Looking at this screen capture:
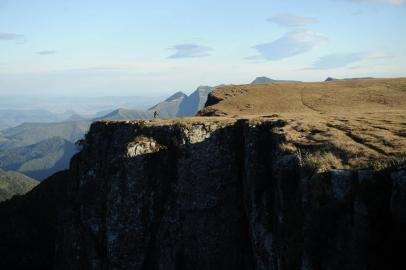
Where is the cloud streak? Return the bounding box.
[168,44,212,59]
[0,32,24,41]
[250,30,327,61]
[311,52,366,69]
[268,14,318,27]
[310,50,391,69]
[37,50,57,55]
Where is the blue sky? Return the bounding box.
[0,0,405,96]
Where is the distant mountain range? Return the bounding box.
[97,86,214,120]
[0,109,76,131]
[0,96,163,117]
[97,108,154,121]
[0,120,89,151]
[0,137,77,181]
[96,91,189,121]
[0,169,38,202]
[0,121,87,181]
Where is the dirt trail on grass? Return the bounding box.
[199,78,406,169]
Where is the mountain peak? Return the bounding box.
[164,91,187,102]
[251,76,301,84]
[251,76,275,84]
[195,85,213,92]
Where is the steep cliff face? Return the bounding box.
[55,119,252,270]
[1,118,403,269]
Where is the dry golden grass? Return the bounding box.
[296,150,343,173]
[277,111,406,170]
[200,78,406,116]
[200,78,406,170]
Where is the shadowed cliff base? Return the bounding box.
[0,118,405,269]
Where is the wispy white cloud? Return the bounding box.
[250,30,327,61]
[0,32,24,41]
[311,52,366,69]
[367,50,392,60]
[37,50,57,55]
[268,14,318,27]
[168,44,212,59]
[310,50,391,69]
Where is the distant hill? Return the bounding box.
[0,120,88,181]
[0,96,163,117]
[251,76,300,84]
[0,109,75,131]
[0,121,89,150]
[0,137,78,181]
[62,113,88,122]
[97,108,154,121]
[0,169,38,202]
[325,77,374,82]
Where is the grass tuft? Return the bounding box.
[296,149,342,173]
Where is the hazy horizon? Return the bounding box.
[1,0,405,97]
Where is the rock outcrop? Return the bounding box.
[0,118,404,269]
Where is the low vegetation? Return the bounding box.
[201,78,406,170]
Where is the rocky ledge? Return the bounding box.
[0,118,405,270]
